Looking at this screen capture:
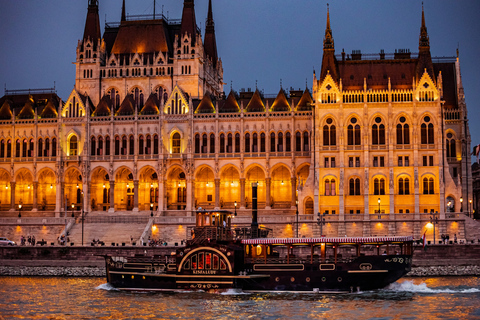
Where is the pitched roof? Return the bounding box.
[296,89,313,111]
[93,95,112,116]
[83,1,101,44]
[180,0,197,46]
[195,92,215,114]
[245,89,265,112]
[0,100,13,120]
[17,96,35,119]
[218,91,240,113]
[270,89,290,112]
[116,94,135,115]
[140,94,160,115]
[39,98,58,118]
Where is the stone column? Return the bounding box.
[186,178,192,213]
[214,178,220,209]
[133,180,139,212]
[83,182,88,214]
[157,179,163,215]
[163,180,168,211]
[109,181,115,213]
[55,181,61,216]
[9,182,15,211]
[291,177,297,208]
[266,178,271,209]
[240,178,246,209]
[32,181,38,212]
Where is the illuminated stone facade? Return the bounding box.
[0,2,472,239]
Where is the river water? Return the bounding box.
[1,276,479,319]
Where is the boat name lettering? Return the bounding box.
[384,257,405,263]
[190,284,219,289]
[193,270,217,275]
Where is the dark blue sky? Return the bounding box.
[1,0,479,143]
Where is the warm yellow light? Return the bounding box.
[127,183,130,188]
[460,197,463,203]
[103,184,106,189]
[18,204,22,209]
[150,183,153,188]
[50,184,53,189]
[71,204,75,209]
[152,225,157,231]
[206,182,209,187]
[27,185,31,189]
[76,184,79,189]
[427,222,433,228]
[6,185,8,190]
[281,180,284,185]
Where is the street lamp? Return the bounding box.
[71,203,75,217]
[150,203,154,217]
[430,211,438,244]
[460,197,463,212]
[469,199,472,218]
[18,202,22,218]
[81,190,84,246]
[295,199,299,238]
[447,201,452,213]
[234,201,237,216]
[378,198,381,219]
[317,212,326,237]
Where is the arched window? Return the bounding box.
[139,136,144,155]
[398,178,410,195]
[446,138,456,158]
[245,133,251,153]
[323,119,336,146]
[396,117,410,145]
[129,135,135,155]
[7,140,11,158]
[114,136,120,155]
[235,133,240,153]
[69,136,78,156]
[210,134,215,153]
[423,177,434,194]
[220,134,225,153]
[374,178,385,195]
[45,138,50,156]
[372,117,385,145]
[303,131,309,151]
[325,179,336,196]
[202,134,208,154]
[277,132,283,152]
[146,135,151,155]
[38,138,43,157]
[252,133,258,152]
[52,138,57,157]
[172,133,181,153]
[227,133,233,153]
[295,132,301,151]
[286,132,291,152]
[122,136,127,155]
[105,136,111,156]
[349,178,361,196]
[98,137,103,156]
[22,139,27,157]
[421,116,434,145]
[260,133,266,152]
[15,139,20,158]
[153,135,159,154]
[0,140,4,158]
[270,132,276,152]
[195,134,200,154]
[29,139,34,157]
[91,137,96,156]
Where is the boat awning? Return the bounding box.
[241,236,414,245]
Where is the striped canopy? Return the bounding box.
[241,236,414,245]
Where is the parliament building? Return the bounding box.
[0,1,473,240]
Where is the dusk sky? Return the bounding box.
[1,0,479,145]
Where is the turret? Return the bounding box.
[180,0,197,47]
[204,0,218,68]
[83,0,101,49]
[415,5,435,84]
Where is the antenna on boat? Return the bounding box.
[251,183,258,238]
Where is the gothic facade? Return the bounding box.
[0,1,472,239]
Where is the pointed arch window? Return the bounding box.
[0,140,4,158]
[129,135,135,155]
[172,133,181,154]
[91,137,96,156]
[7,140,11,158]
[348,118,361,146]
[69,136,78,156]
[323,119,336,146]
[220,134,225,153]
[252,133,258,152]
[195,134,200,154]
[260,133,266,152]
[295,132,301,151]
[105,136,111,156]
[446,137,456,158]
[398,178,410,195]
[421,116,434,145]
[235,133,240,153]
[15,139,20,158]
[372,117,385,145]
[122,136,127,155]
[202,134,208,154]
[145,135,151,155]
[38,138,43,157]
[303,131,309,151]
[45,138,50,157]
[277,132,283,152]
[397,123,410,145]
[21,139,27,157]
[98,137,104,156]
[52,138,57,157]
[227,133,233,153]
[286,132,291,152]
[139,135,144,155]
[114,136,120,155]
[270,132,276,152]
[153,135,159,155]
[245,133,251,153]
[29,139,34,157]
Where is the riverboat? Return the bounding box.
[105,209,414,293]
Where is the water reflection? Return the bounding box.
[0,277,479,320]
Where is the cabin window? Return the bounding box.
[205,253,212,269]
[184,259,190,270]
[220,259,227,270]
[191,254,197,269]
[213,255,219,269]
[198,253,204,270]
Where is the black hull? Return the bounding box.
[106,255,411,293]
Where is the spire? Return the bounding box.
[121,0,126,22]
[419,4,429,48]
[83,0,101,43]
[415,4,435,83]
[319,4,338,83]
[180,0,197,46]
[204,0,218,68]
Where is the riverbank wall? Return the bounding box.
[1,244,480,277]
